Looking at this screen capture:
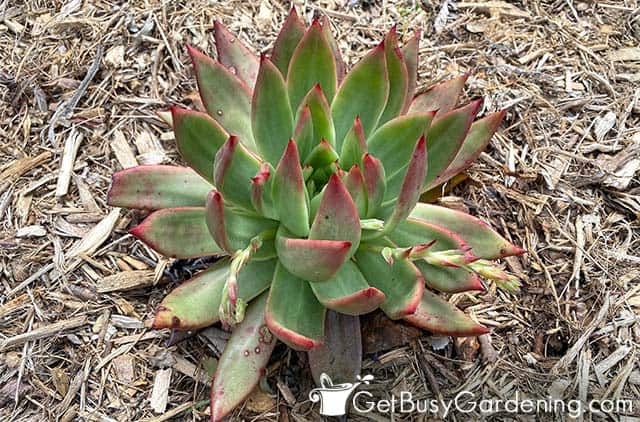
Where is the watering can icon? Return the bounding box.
[309,373,374,416]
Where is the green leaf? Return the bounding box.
[265,263,326,350]
[332,42,389,150]
[304,140,339,169]
[409,74,468,117]
[403,290,489,336]
[388,218,485,293]
[213,21,259,89]
[130,207,223,259]
[272,140,309,237]
[287,19,337,112]
[188,46,255,150]
[362,154,386,218]
[424,100,481,190]
[293,105,315,162]
[434,110,505,187]
[205,191,278,257]
[308,310,361,385]
[309,174,361,257]
[367,113,433,190]
[211,292,277,421]
[320,14,345,82]
[379,27,408,125]
[252,56,294,165]
[401,29,420,113]
[310,260,385,315]
[385,135,427,231]
[355,248,424,319]
[342,165,367,217]
[154,259,276,330]
[296,84,336,148]
[410,203,526,259]
[339,116,367,170]
[171,107,228,183]
[250,163,277,219]
[271,7,305,76]
[276,226,351,282]
[108,165,211,210]
[213,136,262,210]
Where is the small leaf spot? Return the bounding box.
[243,350,250,357]
[217,109,224,116]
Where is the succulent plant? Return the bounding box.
[108,8,524,420]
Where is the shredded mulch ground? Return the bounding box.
[1,1,639,420]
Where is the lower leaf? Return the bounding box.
[153,259,276,330]
[108,165,211,210]
[265,263,326,350]
[403,289,489,336]
[130,207,223,259]
[210,292,277,422]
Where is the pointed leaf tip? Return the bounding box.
[252,55,294,165]
[287,19,338,112]
[213,20,260,89]
[271,6,305,76]
[310,173,361,256]
[404,290,490,336]
[130,208,223,259]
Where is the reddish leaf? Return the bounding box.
[409,74,469,117]
[108,165,211,210]
[130,207,223,258]
[187,46,254,150]
[401,29,420,113]
[213,135,262,210]
[404,290,490,336]
[423,100,481,190]
[310,260,385,315]
[213,21,260,89]
[154,259,275,330]
[271,7,305,77]
[342,165,367,217]
[434,110,505,186]
[211,292,277,421]
[385,135,427,231]
[379,27,409,125]
[320,14,345,82]
[276,226,351,282]
[339,116,367,171]
[309,174,361,257]
[410,203,526,258]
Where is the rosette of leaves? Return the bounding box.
[108,9,524,420]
